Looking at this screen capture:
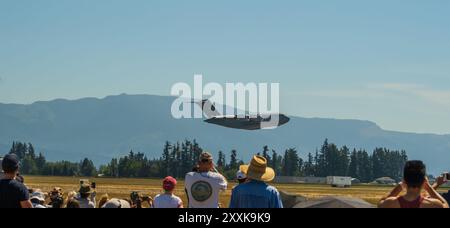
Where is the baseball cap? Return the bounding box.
[2,154,20,172]
[31,191,46,202]
[163,176,177,191]
[236,170,247,180]
[199,152,213,162]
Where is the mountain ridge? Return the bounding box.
[0,94,449,174]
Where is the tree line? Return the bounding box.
[5,139,408,182]
[8,142,97,177]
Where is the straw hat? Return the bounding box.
[240,156,275,182]
[79,183,92,194]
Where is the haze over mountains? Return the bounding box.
[0,94,449,174]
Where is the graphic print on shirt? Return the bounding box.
[191,181,213,202]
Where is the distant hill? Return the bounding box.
[0,94,449,174]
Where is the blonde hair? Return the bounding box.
[67,191,77,201]
[98,194,110,208]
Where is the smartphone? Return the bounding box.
[130,191,140,203]
[445,173,450,181]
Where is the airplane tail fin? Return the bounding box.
[192,99,221,119]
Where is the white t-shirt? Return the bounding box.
[185,172,227,208]
[152,193,183,208]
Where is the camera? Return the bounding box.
[130,191,152,208]
[130,191,140,203]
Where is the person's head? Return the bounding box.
[240,155,276,183]
[2,154,20,175]
[163,176,177,193]
[66,199,80,208]
[236,171,247,184]
[50,187,64,208]
[102,198,131,209]
[98,194,109,208]
[198,152,213,172]
[79,184,92,199]
[30,190,46,206]
[67,191,77,201]
[403,160,426,192]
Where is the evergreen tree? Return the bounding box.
[217,151,226,172]
[229,150,239,170]
[348,149,358,178]
[262,146,271,165]
[79,158,97,177]
[161,141,171,177]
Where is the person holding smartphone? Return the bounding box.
[378,161,449,208]
[433,172,449,204]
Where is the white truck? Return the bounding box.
[327,176,352,188]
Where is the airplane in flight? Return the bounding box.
[193,100,290,130]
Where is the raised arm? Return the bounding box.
[378,182,404,208]
[424,179,449,208]
[432,175,447,190]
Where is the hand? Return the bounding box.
[435,175,447,187]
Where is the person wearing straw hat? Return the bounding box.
[77,183,96,208]
[229,155,283,208]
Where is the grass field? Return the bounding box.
[24,176,450,207]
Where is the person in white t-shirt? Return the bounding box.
[185,152,228,208]
[152,176,183,208]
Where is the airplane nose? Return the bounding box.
[282,115,290,124]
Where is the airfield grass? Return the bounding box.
[24,176,450,207]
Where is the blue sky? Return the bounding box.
[1,0,449,134]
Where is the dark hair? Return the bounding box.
[2,155,19,174]
[238,178,247,184]
[3,166,18,173]
[403,160,426,188]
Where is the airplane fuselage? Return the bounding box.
[204,114,290,130]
